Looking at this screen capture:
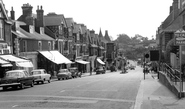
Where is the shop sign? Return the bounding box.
[175,29,185,45]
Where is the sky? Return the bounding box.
[3,0,172,40]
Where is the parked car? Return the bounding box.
[0,70,34,90]
[110,65,117,72]
[57,69,72,80]
[68,67,80,78]
[96,66,106,74]
[129,65,136,70]
[31,69,51,84]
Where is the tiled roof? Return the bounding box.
[44,14,67,27]
[16,27,54,41]
[163,15,181,32]
[81,25,87,34]
[73,24,82,33]
[0,0,9,20]
[65,18,74,27]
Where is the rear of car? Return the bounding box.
[31,69,51,84]
[0,70,34,90]
[57,69,72,80]
[68,67,78,78]
[96,66,106,74]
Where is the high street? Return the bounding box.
[0,66,183,109]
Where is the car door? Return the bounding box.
[43,70,49,80]
[23,71,33,85]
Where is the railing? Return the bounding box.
[160,63,184,98]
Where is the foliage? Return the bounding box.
[115,34,154,60]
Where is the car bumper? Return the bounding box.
[0,83,21,87]
[34,79,44,82]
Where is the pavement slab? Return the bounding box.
[137,73,185,109]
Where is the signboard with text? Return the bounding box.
[175,29,185,45]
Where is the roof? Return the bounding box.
[15,26,54,41]
[163,15,181,32]
[73,24,82,33]
[104,30,111,42]
[81,24,87,34]
[44,14,67,27]
[65,18,74,27]
[0,0,9,20]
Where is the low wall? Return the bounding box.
[158,71,184,98]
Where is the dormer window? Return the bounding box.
[29,26,34,33]
[38,41,42,50]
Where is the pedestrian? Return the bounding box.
[90,66,92,75]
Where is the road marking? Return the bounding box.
[60,90,65,93]
[0,95,135,103]
[12,105,18,108]
[1,100,97,104]
[134,80,143,109]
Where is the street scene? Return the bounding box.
[0,65,176,109]
[1,0,185,109]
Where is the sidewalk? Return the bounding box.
[137,73,185,109]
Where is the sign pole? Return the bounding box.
[180,45,182,98]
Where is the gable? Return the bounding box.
[0,0,9,20]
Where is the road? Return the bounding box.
[0,66,144,109]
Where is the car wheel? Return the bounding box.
[12,86,18,89]
[48,79,50,83]
[41,79,45,84]
[2,86,7,91]
[20,83,25,89]
[58,78,60,80]
[30,81,34,87]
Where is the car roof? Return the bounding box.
[31,69,45,72]
[6,70,26,73]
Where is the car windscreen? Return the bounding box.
[6,72,21,78]
[31,71,41,75]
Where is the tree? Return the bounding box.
[115,34,131,44]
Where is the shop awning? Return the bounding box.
[97,58,105,65]
[0,58,12,67]
[75,60,89,64]
[0,55,33,68]
[39,50,73,64]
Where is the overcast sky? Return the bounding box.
[3,0,172,40]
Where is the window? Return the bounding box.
[23,40,27,52]
[0,20,4,40]
[48,41,51,50]
[38,41,42,50]
[77,34,80,40]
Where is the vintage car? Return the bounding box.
[96,66,106,74]
[129,64,136,70]
[68,67,81,78]
[57,69,72,80]
[0,70,34,90]
[31,69,51,84]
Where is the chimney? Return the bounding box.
[36,5,44,27]
[172,0,179,20]
[22,3,33,16]
[170,6,173,14]
[10,7,15,20]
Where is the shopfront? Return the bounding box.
[38,50,73,76]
